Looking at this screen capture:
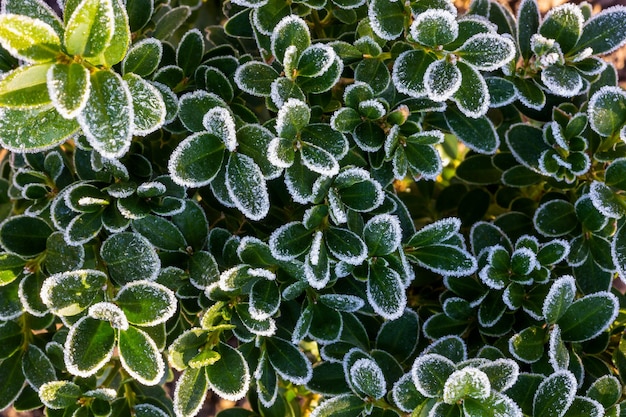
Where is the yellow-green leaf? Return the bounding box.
[47,63,90,118]
[0,14,61,63]
[0,63,51,108]
[64,0,115,58]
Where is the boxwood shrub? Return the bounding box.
[1,0,626,416]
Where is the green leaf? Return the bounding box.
[392,373,426,412]
[517,0,540,60]
[350,358,386,399]
[410,9,458,47]
[0,64,52,108]
[325,226,368,265]
[562,396,603,417]
[64,0,114,57]
[118,326,164,385]
[586,376,620,409]
[172,200,209,251]
[0,105,79,153]
[534,199,578,237]
[65,316,116,377]
[572,5,626,55]
[226,152,270,221]
[443,367,490,404]
[533,371,577,417]
[424,59,461,102]
[557,292,618,342]
[153,6,191,40]
[333,167,384,212]
[115,280,177,326]
[22,344,55,390]
[0,215,52,257]
[407,244,477,276]
[392,49,435,98]
[266,337,312,385]
[206,342,250,400]
[543,275,576,324]
[508,325,545,363]
[364,214,402,256]
[405,141,443,180]
[101,0,130,66]
[463,391,522,417]
[0,253,26,286]
[539,3,583,53]
[411,353,455,397]
[455,155,501,184]
[249,279,280,320]
[124,73,166,135]
[100,232,160,285]
[233,61,279,97]
[177,29,204,76]
[3,0,64,37]
[452,61,489,118]
[40,269,106,316]
[168,132,226,188]
[541,64,583,98]
[132,215,186,252]
[368,0,406,40]
[122,38,162,77]
[271,15,311,64]
[297,44,336,78]
[38,380,81,409]
[367,262,406,320]
[588,86,626,137]
[269,221,313,261]
[47,63,90,118]
[455,33,515,71]
[173,367,208,417]
[0,14,61,63]
[78,70,133,158]
[354,59,390,95]
[407,217,461,247]
[506,123,551,172]
[309,394,364,417]
[178,91,228,132]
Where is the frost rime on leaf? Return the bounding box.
[203,107,237,152]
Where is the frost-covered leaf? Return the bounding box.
[301,142,339,177]
[100,232,160,285]
[204,342,250,401]
[586,375,621,408]
[38,380,81,410]
[392,373,426,412]
[22,344,55,390]
[0,64,51,109]
[40,269,106,316]
[410,9,459,47]
[115,280,177,326]
[539,3,583,53]
[78,70,133,158]
[168,132,225,188]
[572,5,626,55]
[226,153,270,221]
[445,108,499,154]
[101,0,130,66]
[517,0,541,60]
[478,358,519,391]
[46,63,89,119]
[350,358,386,399]
[506,123,551,173]
[0,14,61,63]
[271,15,311,64]
[452,61,489,118]
[124,73,165,136]
[392,50,435,98]
[407,244,477,277]
[153,5,191,40]
[407,217,461,247]
[203,107,237,152]
[424,59,462,102]
[234,61,279,97]
[309,394,364,417]
[64,0,114,58]
[325,226,367,265]
[333,167,384,212]
[367,262,406,320]
[3,0,64,37]
[269,221,312,261]
[464,391,522,417]
[176,29,204,76]
[508,326,545,363]
[173,367,208,417]
[455,33,515,71]
[364,214,402,256]
[588,86,626,137]
[557,292,618,342]
[368,0,405,40]
[534,199,578,237]
[541,65,583,98]
[443,367,490,404]
[0,105,79,153]
[411,353,456,398]
[305,232,331,290]
[543,275,576,324]
[118,325,164,385]
[276,98,310,138]
[0,215,52,257]
[177,91,228,132]
[297,44,336,78]
[64,316,116,377]
[122,38,162,77]
[266,337,312,385]
[533,371,577,417]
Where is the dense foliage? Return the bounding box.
[1,0,626,416]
